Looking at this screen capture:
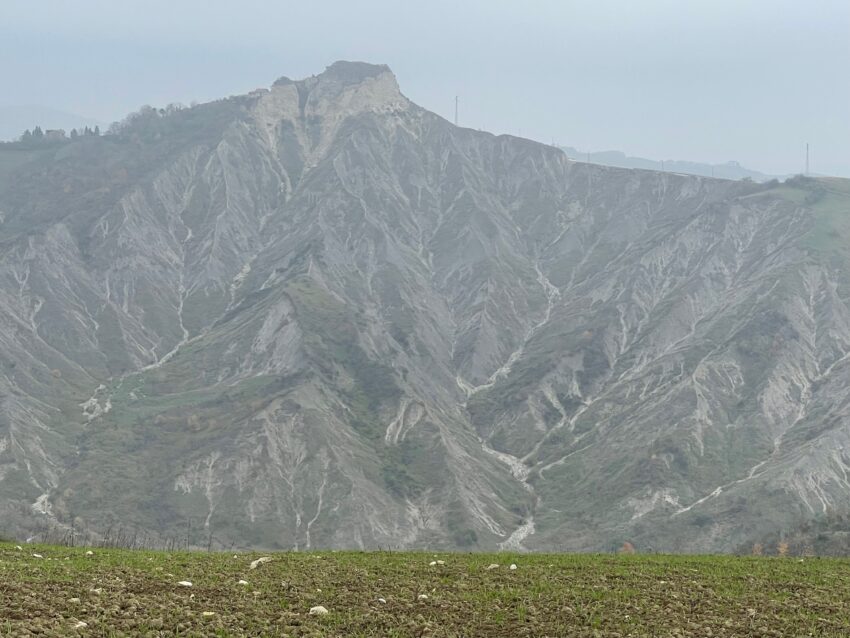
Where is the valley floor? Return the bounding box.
[1,543,849,636]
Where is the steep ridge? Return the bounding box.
[1,62,849,551]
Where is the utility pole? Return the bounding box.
[806,143,810,176]
[454,96,459,126]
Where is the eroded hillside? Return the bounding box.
[1,62,849,551]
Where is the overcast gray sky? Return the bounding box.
[2,0,848,176]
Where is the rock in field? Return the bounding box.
[250,556,272,569]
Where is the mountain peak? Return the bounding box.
[322,60,393,84]
[259,61,407,148]
[273,61,394,88]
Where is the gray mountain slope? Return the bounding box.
[1,62,849,551]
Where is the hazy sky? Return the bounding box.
[2,1,848,176]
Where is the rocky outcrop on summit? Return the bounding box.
[1,63,849,552]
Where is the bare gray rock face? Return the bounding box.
[1,62,849,552]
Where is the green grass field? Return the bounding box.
[1,543,849,637]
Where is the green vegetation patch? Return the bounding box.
[284,276,399,432]
[759,178,850,258]
[802,189,850,257]
[285,276,433,500]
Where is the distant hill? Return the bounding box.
[560,146,785,181]
[2,62,850,554]
[0,105,102,141]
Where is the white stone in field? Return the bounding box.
[377,597,387,603]
[202,611,215,617]
[238,579,249,585]
[32,553,43,559]
[429,561,436,566]
[85,551,94,556]
[418,594,429,600]
[309,605,329,615]
[177,581,193,587]
[436,560,445,565]
[250,556,272,569]
[73,621,88,629]
[509,564,517,570]
[15,545,22,551]
[487,563,500,570]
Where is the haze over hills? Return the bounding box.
[1,61,850,552]
[0,105,103,141]
[0,106,782,181]
[558,146,786,182]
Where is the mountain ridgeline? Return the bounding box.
[1,62,850,552]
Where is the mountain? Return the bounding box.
[1,61,850,552]
[559,146,784,182]
[0,105,102,141]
